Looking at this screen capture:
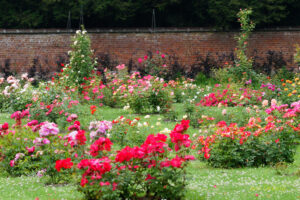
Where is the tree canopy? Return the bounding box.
[0,0,299,29]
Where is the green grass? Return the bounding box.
[0,176,82,200]
[186,147,300,200]
[0,104,299,200]
[0,113,13,124]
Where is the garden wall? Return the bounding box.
[0,28,299,78]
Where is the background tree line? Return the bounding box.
[0,0,299,30]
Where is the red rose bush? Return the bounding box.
[74,120,194,200]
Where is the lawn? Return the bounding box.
[0,104,299,200]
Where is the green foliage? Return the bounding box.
[207,0,295,30]
[272,67,296,83]
[194,72,217,86]
[206,131,297,168]
[235,9,255,66]
[294,44,300,67]
[163,109,179,122]
[109,118,146,147]
[98,87,120,108]
[230,9,259,83]
[214,8,263,86]
[128,83,172,114]
[0,130,38,176]
[212,68,231,83]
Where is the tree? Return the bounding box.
[0,0,299,29]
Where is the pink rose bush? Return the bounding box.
[89,120,113,141]
[79,71,174,114]
[39,122,59,137]
[197,84,263,107]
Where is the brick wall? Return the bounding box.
[0,28,299,77]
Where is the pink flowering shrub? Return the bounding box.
[89,120,113,141]
[79,70,173,113]
[39,122,59,137]
[28,92,81,128]
[0,121,74,183]
[197,84,263,107]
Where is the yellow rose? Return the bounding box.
[295,78,299,81]
[292,83,296,87]
[292,90,297,94]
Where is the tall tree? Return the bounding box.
[0,0,298,29]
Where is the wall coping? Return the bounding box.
[1,27,300,34]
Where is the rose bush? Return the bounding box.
[196,101,299,168]
[75,120,194,200]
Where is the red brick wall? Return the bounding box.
[0,28,299,76]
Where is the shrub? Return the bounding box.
[76,120,194,200]
[137,52,169,79]
[194,72,213,85]
[125,76,173,114]
[196,84,263,107]
[109,116,146,147]
[279,75,300,105]
[0,120,90,184]
[0,121,72,183]
[0,74,35,112]
[197,102,299,168]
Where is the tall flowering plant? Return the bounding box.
[60,28,96,87]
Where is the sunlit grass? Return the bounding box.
[186,151,300,200]
[0,176,82,200]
